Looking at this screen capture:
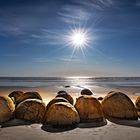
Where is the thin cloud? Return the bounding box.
[0,3,58,38]
[136,0,140,6]
[31,29,65,46]
[32,58,55,63]
[74,0,114,10]
[32,54,83,64]
[58,5,91,24]
[58,56,82,63]
[74,0,138,10]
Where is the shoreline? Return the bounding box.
[0,85,139,104]
[0,84,139,102]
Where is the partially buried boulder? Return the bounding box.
[16,92,42,106]
[46,97,68,110]
[101,92,138,120]
[44,102,80,126]
[0,96,15,124]
[135,96,140,117]
[98,97,104,101]
[135,96,140,110]
[57,90,67,95]
[81,89,93,95]
[75,96,104,123]
[108,91,115,95]
[43,97,69,123]
[8,90,24,103]
[56,91,74,105]
[15,99,46,123]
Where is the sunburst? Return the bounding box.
[63,27,92,62]
[66,27,91,48]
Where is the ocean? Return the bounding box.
[0,77,140,88]
[0,77,140,100]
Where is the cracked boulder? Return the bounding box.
[75,96,104,123]
[8,91,24,103]
[43,97,69,123]
[101,92,138,120]
[56,91,74,105]
[135,96,140,117]
[44,102,80,126]
[16,92,42,106]
[46,97,69,110]
[0,96,15,124]
[15,99,46,123]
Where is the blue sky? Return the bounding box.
[0,0,140,77]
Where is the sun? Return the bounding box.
[67,27,91,48]
[71,31,86,47]
[62,27,93,60]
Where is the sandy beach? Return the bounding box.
[0,84,140,140]
[1,0,140,139]
[0,119,140,140]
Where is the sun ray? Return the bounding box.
[80,46,87,63]
[66,27,92,48]
[61,26,94,65]
[45,25,94,65]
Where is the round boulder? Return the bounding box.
[81,89,93,95]
[101,92,138,120]
[135,96,140,110]
[16,92,42,106]
[57,91,67,95]
[75,96,104,122]
[108,91,115,95]
[8,91,24,103]
[98,97,104,101]
[0,96,15,124]
[46,97,68,110]
[56,91,74,105]
[135,96,140,117]
[15,99,46,123]
[44,102,80,126]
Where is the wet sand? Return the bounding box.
[0,84,139,102]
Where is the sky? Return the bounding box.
[0,0,140,77]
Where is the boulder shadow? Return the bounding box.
[78,118,107,128]
[108,117,140,128]
[41,124,78,133]
[1,119,31,128]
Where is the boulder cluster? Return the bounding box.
[0,89,139,127]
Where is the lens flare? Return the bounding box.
[66,27,91,48]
